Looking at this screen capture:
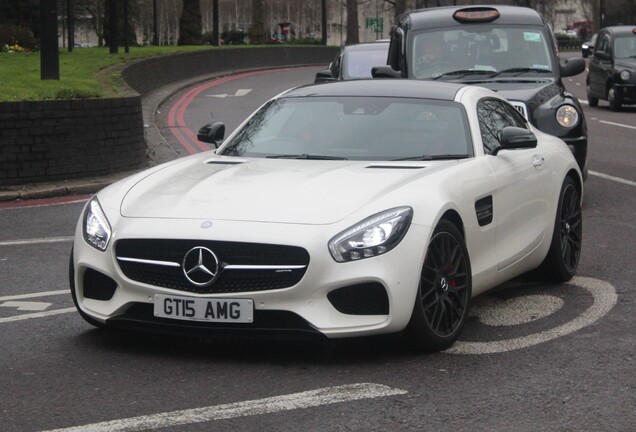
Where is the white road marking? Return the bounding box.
[0,290,67,302]
[206,88,252,98]
[0,236,74,247]
[446,276,617,355]
[599,119,636,130]
[0,307,75,324]
[0,291,73,324]
[589,171,636,187]
[471,295,564,327]
[0,300,52,311]
[41,383,408,432]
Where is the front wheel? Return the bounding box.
[538,176,582,282]
[406,220,471,352]
[608,86,622,111]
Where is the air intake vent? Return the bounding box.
[366,165,424,170]
[206,160,244,165]
[510,101,528,120]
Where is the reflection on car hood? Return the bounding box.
[120,156,448,224]
[615,59,636,70]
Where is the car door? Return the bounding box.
[477,98,552,271]
[589,33,611,97]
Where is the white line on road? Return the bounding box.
[599,119,636,130]
[0,307,75,324]
[589,170,636,187]
[445,277,617,355]
[41,383,408,432]
[0,290,68,302]
[0,236,73,247]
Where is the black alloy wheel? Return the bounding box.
[587,84,599,107]
[407,220,471,352]
[608,85,622,111]
[539,176,582,281]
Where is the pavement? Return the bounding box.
[0,72,232,204]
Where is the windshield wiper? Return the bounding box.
[432,69,496,80]
[490,67,552,77]
[391,154,472,161]
[266,154,348,160]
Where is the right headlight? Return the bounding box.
[620,70,630,81]
[328,207,413,263]
[556,105,579,129]
[83,198,112,251]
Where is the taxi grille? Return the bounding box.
[116,239,309,294]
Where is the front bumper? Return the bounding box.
[71,217,430,339]
[614,83,636,103]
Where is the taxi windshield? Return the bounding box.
[613,36,636,59]
[411,26,554,79]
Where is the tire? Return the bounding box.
[538,176,582,282]
[587,84,598,107]
[608,86,622,111]
[69,249,107,329]
[406,220,472,352]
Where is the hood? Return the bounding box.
[120,156,446,224]
[465,79,562,104]
[615,59,636,70]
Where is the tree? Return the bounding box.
[346,0,359,45]
[0,0,40,37]
[249,0,265,44]
[179,0,203,45]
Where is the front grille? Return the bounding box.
[116,239,309,294]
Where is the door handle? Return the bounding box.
[532,154,545,168]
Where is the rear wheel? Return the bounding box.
[587,84,599,107]
[407,220,471,352]
[538,176,582,282]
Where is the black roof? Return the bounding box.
[599,26,636,36]
[281,79,466,101]
[400,5,545,30]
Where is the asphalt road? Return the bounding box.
[0,61,634,432]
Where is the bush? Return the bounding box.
[221,30,246,45]
[0,24,37,51]
[287,37,322,45]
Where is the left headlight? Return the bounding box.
[556,105,579,128]
[83,198,112,251]
[620,70,630,81]
[329,207,413,263]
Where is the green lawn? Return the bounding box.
[0,45,214,102]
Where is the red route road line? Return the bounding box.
[167,69,288,155]
[0,195,91,209]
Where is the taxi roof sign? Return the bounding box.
[453,7,500,23]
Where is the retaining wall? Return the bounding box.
[0,46,338,186]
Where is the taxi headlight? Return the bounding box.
[329,207,413,263]
[620,70,630,81]
[556,105,579,128]
[83,198,112,251]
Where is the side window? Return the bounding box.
[330,52,342,78]
[597,35,609,54]
[477,98,525,154]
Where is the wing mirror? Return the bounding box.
[493,127,537,155]
[197,122,225,148]
[560,57,586,77]
[371,65,401,78]
[315,69,336,83]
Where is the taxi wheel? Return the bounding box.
[608,86,622,111]
[586,84,598,107]
[407,220,471,352]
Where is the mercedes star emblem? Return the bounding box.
[182,246,220,287]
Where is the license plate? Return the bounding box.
[154,294,253,323]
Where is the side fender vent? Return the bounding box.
[475,196,493,227]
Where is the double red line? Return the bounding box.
[166,69,279,155]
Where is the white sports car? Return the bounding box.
[70,80,583,351]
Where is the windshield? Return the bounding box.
[219,97,473,161]
[345,47,389,78]
[411,25,555,79]
[614,36,636,59]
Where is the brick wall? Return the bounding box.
[0,97,146,186]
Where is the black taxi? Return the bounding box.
[373,5,588,177]
[586,26,636,111]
